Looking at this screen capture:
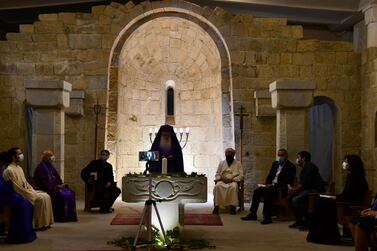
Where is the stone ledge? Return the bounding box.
[24,80,72,108]
[66,90,85,117]
[254,90,275,117]
[269,79,315,109]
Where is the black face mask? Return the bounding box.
[226,155,234,166]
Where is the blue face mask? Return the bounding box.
[100,155,108,161]
[277,156,285,164]
[295,158,302,166]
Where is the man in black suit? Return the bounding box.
[81,150,121,214]
[288,150,325,229]
[241,149,296,224]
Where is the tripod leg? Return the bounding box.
[133,204,150,248]
[152,203,170,247]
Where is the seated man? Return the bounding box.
[3,147,54,231]
[34,150,77,222]
[241,148,296,224]
[213,148,243,215]
[148,124,184,173]
[0,151,36,243]
[81,150,121,214]
[288,151,325,229]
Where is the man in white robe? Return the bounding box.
[3,147,54,230]
[213,148,243,214]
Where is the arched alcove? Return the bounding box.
[105,7,235,192]
[309,96,341,191]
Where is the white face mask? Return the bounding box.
[17,154,24,162]
[342,161,348,170]
[50,155,55,162]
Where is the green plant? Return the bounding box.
[108,226,215,250]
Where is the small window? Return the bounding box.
[167,87,174,116]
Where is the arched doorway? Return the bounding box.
[105,8,234,192]
[309,96,340,190]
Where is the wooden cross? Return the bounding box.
[234,105,249,163]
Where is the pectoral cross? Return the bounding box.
[234,105,249,163]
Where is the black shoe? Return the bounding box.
[212,206,219,215]
[241,213,257,221]
[289,221,302,228]
[100,209,113,214]
[35,226,50,231]
[261,218,272,225]
[230,206,236,215]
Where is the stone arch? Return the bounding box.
[309,96,341,191]
[104,4,234,182]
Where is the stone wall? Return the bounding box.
[361,47,377,193]
[0,0,363,199]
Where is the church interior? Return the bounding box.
[0,0,376,250]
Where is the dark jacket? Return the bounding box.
[336,174,368,204]
[299,161,325,192]
[265,160,296,188]
[81,159,115,191]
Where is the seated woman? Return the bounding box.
[0,151,36,244]
[307,154,369,244]
[349,194,377,251]
[34,150,77,222]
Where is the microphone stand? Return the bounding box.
[132,161,170,250]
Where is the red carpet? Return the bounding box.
[110,213,223,226]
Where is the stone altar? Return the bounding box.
[122,175,207,230]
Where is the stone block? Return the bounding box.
[269,80,315,109]
[58,13,76,24]
[297,40,320,52]
[86,75,107,89]
[57,34,68,49]
[254,18,287,26]
[36,63,54,75]
[254,90,275,117]
[32,33,57,42]
[6,33,32,41]
[54,61,82,75]
[68,34,101,49]
[19,24,34,33]
[39,14,58,21]
[34,21,64,33]
[66,90,85,117]
[91,5,106,14]
[24,80,72,108]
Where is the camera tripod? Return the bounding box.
[132,163,170,250]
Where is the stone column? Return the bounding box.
[25,80,72,179]
[269,80,315,161]
[364,3,377,48]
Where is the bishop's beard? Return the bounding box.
[160,139,172,151]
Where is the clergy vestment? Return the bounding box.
[0,168,36,243]
[213,160,243,207]
[34,160,77,222]
[3,163,53,229]
[81,159,121,213]
[149,125,184,173]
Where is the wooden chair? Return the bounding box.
[0,205,11,234]
[84,182,100,212]
[214,179,244,212]
[271,189,294,220]
[238,180,244,211]
[337,190,373,230]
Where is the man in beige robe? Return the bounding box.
[213,148,243,214]
[3,147,54,230]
